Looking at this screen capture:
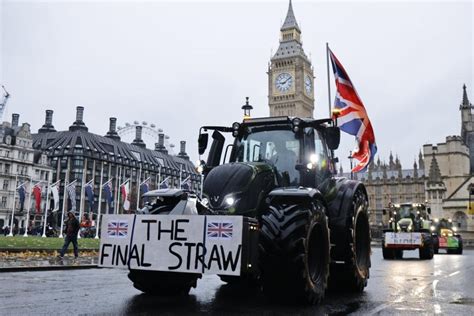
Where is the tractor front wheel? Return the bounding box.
[260,200,330,305]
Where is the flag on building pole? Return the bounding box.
[329,47,377,173]
[33,184,42,214]
[50,180,60,211]
[139,177,151,208]
[180,176,192,191]
[160,176,170,189]
[18,183,26,212]
[67,181,77,212]
[103,179,114,214]
[120,179,131,212]
[84,179,94,213]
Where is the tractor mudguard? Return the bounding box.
[326,178,367,260]
[267,187,327,210]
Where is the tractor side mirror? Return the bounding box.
[382,209,387,216]
[325,126,340,150]
[198,133,209,155]
[427,207,431,214]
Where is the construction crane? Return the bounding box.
[0,85,10,122]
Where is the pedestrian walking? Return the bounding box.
[58,211,80,259]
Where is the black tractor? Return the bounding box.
[128,116,371,304]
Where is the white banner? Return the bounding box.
[51,185,60,211]
[99,215,243,276]
[384,232,422,246]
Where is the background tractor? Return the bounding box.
[431,218,463,254]
[125,116,372,305]
[382,203,434,260]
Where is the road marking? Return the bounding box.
[432,279,439,298]
[448,271,460,277]
[434,304,442,314]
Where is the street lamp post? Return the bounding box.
[348,151,354,180]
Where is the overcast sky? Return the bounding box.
[1,0,473,171]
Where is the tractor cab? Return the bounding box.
[385,203,431,232]
[197,116,340,216]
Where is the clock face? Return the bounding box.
[305,75,312,94]
[275,73,293,92]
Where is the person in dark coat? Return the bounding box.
[58,211,80,259]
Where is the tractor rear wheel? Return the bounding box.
[328,188,371,292]
[128,270,200,295]
[260,200,330,305]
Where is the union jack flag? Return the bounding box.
[329,48,377,173]
[207,221,233,239]
[107,220,128,238]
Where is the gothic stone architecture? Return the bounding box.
[341,152,426,235]
[268,0,315,118]
[32,107,198,226]
[343,85,474,236]
[0,114,53,231]
[423,85,474,233]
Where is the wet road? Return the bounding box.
[1,248,473,315]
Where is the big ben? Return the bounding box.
[268,1,314,118]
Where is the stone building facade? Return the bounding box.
[423,85,474,232]
[0,114,53,230]
[341,152,426,232]
[32,106,198,226]
[268,1,315,118]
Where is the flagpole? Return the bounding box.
[179,164,182,188]
[7,175,18,237]
[326,42,332,118]
[59,180,68,238]
[115,166,122,215]
[136,164,142,211]
[23,179,33,237]
[200,174,203,199]
[77,159,88,239]
[95,161,104,239]
[41,181,51,238]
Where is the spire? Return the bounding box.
[418,150,424,170]
[461,84,472,108]
[413,159,419,178]
[428,152,442,184]
[281,0,300,32]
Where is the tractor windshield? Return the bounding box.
[232,128,300,186]
[397,205,415,219]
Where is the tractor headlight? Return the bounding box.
[453,226,457,232]
[434,218,439,223]
[292,118,302,133]
[232,122,241,137]
[225,197,235,206]
[430,225,435,232]
[408,224,413,231]
[201,197,209,207]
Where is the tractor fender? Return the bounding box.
[267,187,327,212]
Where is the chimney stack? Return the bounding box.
[69,106,88,131]
[11,113,19,128]
[38,110,57,133]
[178,140,189,160]
[155,133,168,154]
[105,117,121,141]
[132,125,146,148]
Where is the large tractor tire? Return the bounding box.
[394,249,403,259]
[432,236,439,254]
[419,235,434,260]
[457,240,463,254]
[328,189,371,292]
[128,270,200,295]
[259,199,330,305]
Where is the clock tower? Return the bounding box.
[268,0,314,118]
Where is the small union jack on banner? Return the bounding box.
[207,221,233,240]
[329,48,377,173]
[107,220,129,238]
